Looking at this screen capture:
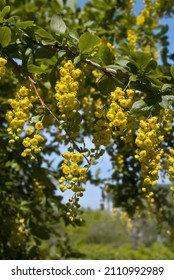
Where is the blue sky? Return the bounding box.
[58,0,174,209]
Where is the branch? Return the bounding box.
[85,58,117,75]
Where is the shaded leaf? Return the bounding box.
[130,100,151,117]
[98,76,118,96]
[15,21,34,29]
[161,83,173,92]
[145,59,157,73]
[131,51,151,71]
[159,95,174,109]
[119,42,130,55]
[0,26,11,48]
[0,5,10,20]
[95,45,114,65]
[68,29,79,42]
[36,28,56,44]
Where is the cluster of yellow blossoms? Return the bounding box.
[93,97,111,147]
[127,30,137,49]
[0,57,7,78]
[55,60,81,119]
[92,87,135,148]
[106,87,134,133]
[160,108,173,134]
[59,151,87,195]
[21,124,45,159]
[135,117,163,187]
[59,151,88,220]
[6,86,45,159]
[136,7,150,26]
[6,86,36,140]
[167,148,174,181]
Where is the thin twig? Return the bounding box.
[85,58,117,75]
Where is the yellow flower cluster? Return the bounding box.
[93,98,112,148]
[135,117,163,186]
[6,86,36,141]
[92,88,135,148]
[136,5,152,26]
[21,126,45,159]
[127,30,137,49]
[0,57,7,78]
[106,87,134,135]
[160,108,173,134]
[6,86,45,159]
[55,60,81,119]
[136,14,145,25]
[167,148,174,181]
[116,154,124,172]
[59,151,87,196]
[92,69,102,82]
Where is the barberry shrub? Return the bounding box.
[1,0,174,259]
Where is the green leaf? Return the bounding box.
[106,60,129,73]
[0,26,11,47]
[130,100,151,117]
[68,29,79,42]
[15,21,34,29]
[0,5,10,20]
[50,63,58,89]
[170,66,174,78]
[119,42,130,55]
[159,95,174,109]
[27,64,44,74]
[74,55,81,65]
[98,76,118,96]
[95,45,114,65]
[131,51,151,71]
[145,59,157,73]
[50,14,66,34]
[79,32,100,53]
[161,83,172,92]
[36,28,56,44]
